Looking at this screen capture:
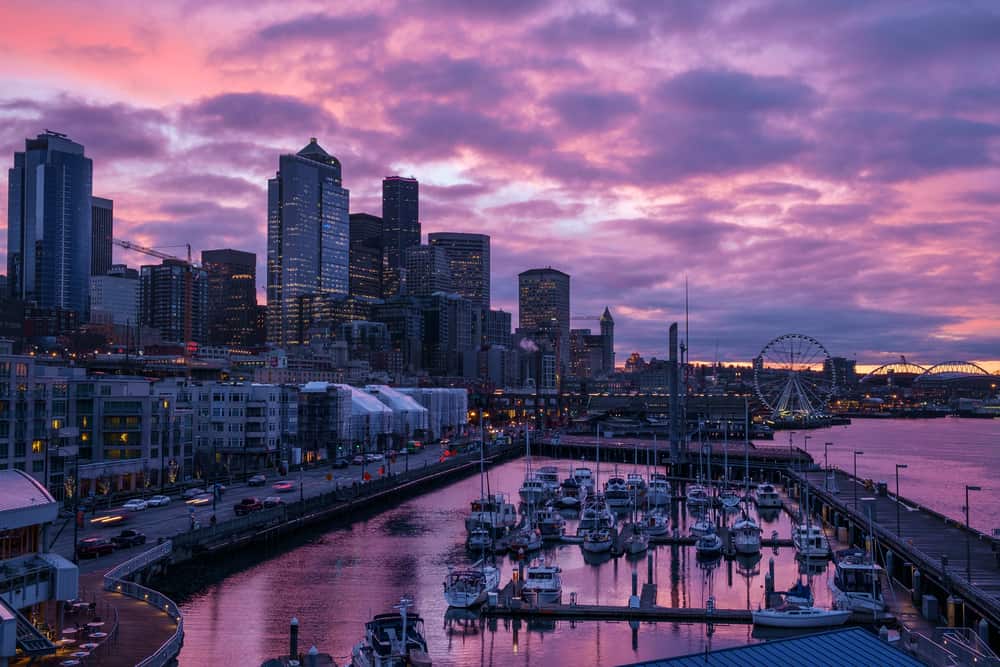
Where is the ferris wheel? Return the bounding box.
[753,334,835,419]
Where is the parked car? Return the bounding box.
[331,458,350,469]
[122,499,147,512]
[262,496,284,508]
[272,481,295,494]
[364,453,377,463]
[147,495,171,507]
[351,455,365,465]
[111,529,147,549]
[77,537,115,558]
[248,474,267,486]
[234,497,264,515]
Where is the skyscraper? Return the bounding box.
[91,196,113,276]
[7,131,92,316]
[600,306,615,373]
[404,245,452,297]
[428,232,490,310]
[202,249,257,346]
[348,213,383,300]
[381,176,419,297]
[89,264,138,326]
[518,267,570,369]
[267,138,350,346]
[139,259,208,344]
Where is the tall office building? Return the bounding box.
[404,245,452,297]
[381,176,419,297]
[600,306,615,373]
[202,249,257,346]
[91,196,113,276]
[428,232,490,310]
[483,309,512,348]
[89,264,138,326]
[139,259,209,344]
[349,213,383,300]
[267,138,350,346]
[6,131,92,315]
[518,267,570,368]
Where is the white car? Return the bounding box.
[122,499,147,512]
[147,495,171,507]
[183,487,205,499]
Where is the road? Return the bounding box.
[50,445,453,574]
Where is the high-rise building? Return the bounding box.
[139,259,209,343]
[483,309,512,348]
[7,131,92,316]
[89,265,138,326]
[404,245,452,297]
[600,306,615,373]
[267,138,350,346]
[91,196,113,276]
[418,293,476,376]
[349,213,383,300]
[202,249,257,346]
[518,267,570,368]
[381,176,419,297]
[428,232,490,310]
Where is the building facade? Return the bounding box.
[404,245,452,297]
[483,309,512,348]
[91,196,113,277]
[348,212,384,300]
[428,232,490,310]
[202,248,258,347]
[381,176,419,297]
[267,138,350,346]
[139,259,209,344]
[89,265,139,326]
[518,267,570,369]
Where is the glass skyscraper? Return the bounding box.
[91,196,113,276]
[428,232,490,310]
[518,267,571,368]
[381,176,419,297]
[6,131,93,316]
[267,138,350,346]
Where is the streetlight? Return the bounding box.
[802,435,812,472]
[853,450,864,509]
[965,485,981,583]
[895,464,908,537]
[824,442,833,490]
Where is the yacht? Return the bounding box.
[646,474,672,506]
[519,475,548,506]
[536,466,561,495]
[792,524,831,559]
[465,493,517,534]
[690,517,714,537]
[582,528,614,553]
[578,495,616,534]
[625,472,647,498]
[784,581,813,606]
[572,467,595,494]
[686,484,711,508]
[557,477,584,509]
[733,513,762,554]
[466,527,493,553]
[443,561,500,608]
[719,488,741,511]
[534,506,566,540]
[507,526,543,554]
[522,562,562,604]
[351,598,432,667]
[752,603,851,628]
[642,509,669,537]
[604,476,631,509]
[829,548,885,614]
[695,529,724,558]
[755,483,783,509]
[622,522,649,555]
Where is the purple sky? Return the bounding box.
[1,1,999,367]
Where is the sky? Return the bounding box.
[1,0,999,368]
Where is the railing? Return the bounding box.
[103,540,184,667]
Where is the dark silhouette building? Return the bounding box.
[428,232,490,311]
[348,212,383,300]
[140,259,209,344]
[91,196,113,277]
[202,249,257,346]
[381,176,419,297]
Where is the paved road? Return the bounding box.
[50,446,451,574]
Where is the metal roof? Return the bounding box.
[619,628,924,667]
[0,470,57,530]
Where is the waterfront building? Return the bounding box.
[297,381,353,461]
[6,131,92,317]
[381,176,419,298]
[418,293,476,376]
[202,249,258,347]
[89,264,139,326]
[349,212,383,300]
[267,138,350,347]
[404,245,452,297]
[139,259,209,344]
[483,309,512,349]
[428,232,490,310]
[365,385,429,442]
[191,381,280,475]
[91,196,113,277]
[518,267,570,370]
[347,385,393,455]
[396,388,468,441]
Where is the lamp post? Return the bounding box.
[965,485,981,583]
[853,450,864,509]
[895,463,908,537]
[802,435,812,472]
[824,442,833,490]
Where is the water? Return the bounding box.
[175,418,998,666]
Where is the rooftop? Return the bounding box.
[0,470,57,530]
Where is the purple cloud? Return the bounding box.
[546,90,639,131]
[179,93,336,136]
[657,68,818,113]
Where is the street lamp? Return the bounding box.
[965,485,982,583]
[824,442,833,490]
[895,464,908,537]
[802,435,812,472]
[853,450,864,509]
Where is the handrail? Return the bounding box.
[103,540,184,667]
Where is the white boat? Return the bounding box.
[604,476,631,509]
[522,562,562,603]
[519,475,548,505]
[582,528,613,553]
[733,514,762,554]
[752,603,851,628]
[686,484,710,507]
[720,488,741,510]
[572,467,595,494]
[534,506,565,540]
[690,517,714,537]
[792,524,831,559]
[443,561,500,608]
[557,477,584,508]
[695,530,723,557]
[536,466,560,495]
[465,493,518,533]
[625,472,647,498]
[622,522,648,555]
[507,526,543,554]
[642,510,669,537]
[646,474,672,506]
[784,581,813,606]
[466,527,492,552]
[351,598,432,667]
[829,548,885,614]
[578,494,616,534]
[755,482,782,509]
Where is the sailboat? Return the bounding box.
[752,603,851,628]
[732,401,762,555]
[519,431,547,505]
[719,421,741,510]
[647,473,672,506]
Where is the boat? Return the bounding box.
[625,472,647,498]
[536,466,560,495]
[465,493,517,534]
[578,494,616,534]
[572,467,595,494]
[690,517,714,537]
[733,513,762,554]
[507,526,543,554]
[466,527,493,553]
[351,598,432,667]
[519,475,548,506]
[443,561,500,608]
[642,509,669,537]
[646,473,672,506]
[557,477,584,509]
[534,506,566,540]
[751,603,851,628]
[719,488,741,510]
[622,522,649,555]
[755,483,782,509]
[582,528,613,553]
[829,548,885,614]
[522,562,562,604]
[604,476,631,509]
[686,484,711,507]
[784,581,813,605]
[792,524,831,559]
[694,529,723,557]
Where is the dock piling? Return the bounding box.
[290,617,299,660]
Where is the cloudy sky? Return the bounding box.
[1,0,999,367]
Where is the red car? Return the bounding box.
[77,537,115,558]
[272,481,295,493]
[234,497,263,515]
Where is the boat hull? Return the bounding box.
[751,608,852,628]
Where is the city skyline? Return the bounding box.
[1,2,999,364]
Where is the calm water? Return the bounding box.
[175,418,998,666]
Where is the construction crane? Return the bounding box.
[571,314,603,321]
[112,238,197,349]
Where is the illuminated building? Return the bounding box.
[381,176,419,297]
[91,196,113,276]
[139,259,209,344]
[428,232,490,310]
[518,267,570,370]
[202,248,258,346]
[404,245,452,296]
